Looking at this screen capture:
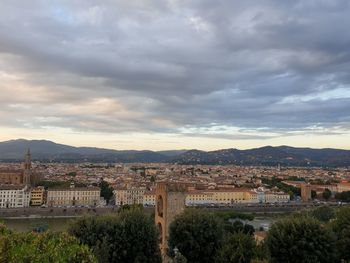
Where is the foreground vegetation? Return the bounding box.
[68,208,161,263]
[0,224,96,262]
[1,205,350,262]
[168,206,350,263]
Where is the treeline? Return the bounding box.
[167,206,350,263]
[335,191,350,202]
[67,207,256,263]
[68,208,161,263]
[0,205,256,262]
[0,207,161,263]
[262,177,301,199]
[0,224,96,262]
[2,206,350,262]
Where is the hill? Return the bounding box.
[1,139,350,166]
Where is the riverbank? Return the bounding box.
[0,202,343,219]
[2,214,276,232]
[0,206,120,219]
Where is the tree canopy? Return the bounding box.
[322,188,332,201]
[168,209,224,263]
[330,207,350,261]
[68,209,161,263]
[224,220,255,236]
[99,179,114,203]
[216,232,256,263]
[266,216,336,263]
[311,205,335,222]
[262,177,299,199]
[0,224,96,263]
[335,191,350,202]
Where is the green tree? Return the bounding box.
[168,209,224,263]
[261,177,300,199]
[216,232,256,263]
[173,248,188,263]
[311,205,335,222]
[99,180,114,203]
[224,220,255,236]
[68,172,77,177]
[311,190,317,199]
[336,226,350,261]
[335,191,350,202]
[0,228,96,263]
[330,207,350,261]
[69,209,161,263]
[266,216,336,263]
[322,188,332,201]
[331,207,350,233]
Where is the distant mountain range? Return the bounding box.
[0,139,350,167]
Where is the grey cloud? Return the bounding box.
[0,0,349,138]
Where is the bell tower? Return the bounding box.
[24,149,32,170]
[155,182,186,258]
[23,149,31,186]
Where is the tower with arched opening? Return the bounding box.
[155,182,187,257]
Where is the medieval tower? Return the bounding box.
[23,149,32,186]
[155,182,187,258]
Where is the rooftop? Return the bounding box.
[0,184,27,190]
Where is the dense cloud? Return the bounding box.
[0,0,350,141]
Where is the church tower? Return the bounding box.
[23,149,32,186]
[24,149,32,170]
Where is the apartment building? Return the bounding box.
[210,189,258,204]
[47,186,100,207]
[112,183,291,207]
[0,185,30,208]
[114,187,146,205]
[257,189,290,203]
[30,186,46,206]
[143,190,156,206]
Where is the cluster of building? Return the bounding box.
[285,180,350,201]
[114,186,290,207]
[0,150,102,208]
[31,162,350,191]
[2,150,350,209]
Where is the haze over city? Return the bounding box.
[1,1,350,150]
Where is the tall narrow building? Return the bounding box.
[23,148,32,186]
[24,148,32,170]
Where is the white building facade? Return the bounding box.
[0,185,30,208]
[47,187,100,207]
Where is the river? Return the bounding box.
[2,217,76,232]
[2,216,275,232]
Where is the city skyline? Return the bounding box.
[1,1,350,150]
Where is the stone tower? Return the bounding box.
[301,183,312,202]
[23,149,32,186]
[24,149,31,170]
[155,182,186,257]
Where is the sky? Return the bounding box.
[0,0,350,151]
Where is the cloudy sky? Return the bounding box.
[0,0,350,150]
